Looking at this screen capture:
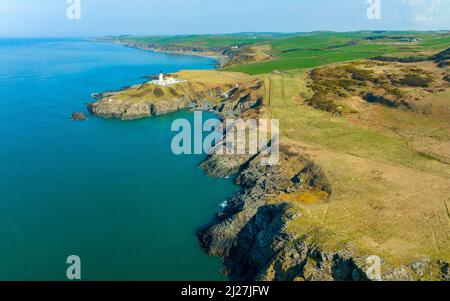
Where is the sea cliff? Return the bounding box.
[88,67,450,281]
[95,37,273,69]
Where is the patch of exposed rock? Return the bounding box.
[197,149,450,281]
[86,68,450,281]
[88,98,188,120]
[71,112,87,121]
[151,99,187,116]
[88,99,151,120]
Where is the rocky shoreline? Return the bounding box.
[86,67,450,281]
[95,37,273,69]
[88,96,188,120]
[95,38,231,68]
[197,145,450,281]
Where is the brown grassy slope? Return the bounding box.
[260,62,450,268]
[102,70,252,104]
[93,61,450,270]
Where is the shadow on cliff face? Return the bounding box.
[224,203,291,281]
[222,204,370,281]
[196,150,335,280]
[331,255,363,281]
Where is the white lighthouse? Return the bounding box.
[150,70,186,87]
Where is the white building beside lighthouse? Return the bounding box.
[151,71,185,87]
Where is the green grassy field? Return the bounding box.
[114,33,283,49]
[111,31,450,75]
[225,32,450,74]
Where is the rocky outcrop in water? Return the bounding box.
[71,112,87,121]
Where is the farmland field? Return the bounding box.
[111,31,450,75]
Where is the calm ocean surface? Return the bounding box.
[0,39,238,280]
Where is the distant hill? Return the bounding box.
[103,31,450,75]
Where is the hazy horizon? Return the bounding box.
[0,0,449,38]
[2,29,450,40]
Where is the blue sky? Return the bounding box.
[0,0,449,37]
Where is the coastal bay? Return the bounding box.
[0,38,238,280]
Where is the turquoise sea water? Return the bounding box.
[0,39,238,280]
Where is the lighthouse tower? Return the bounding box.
[151,70,184,86]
